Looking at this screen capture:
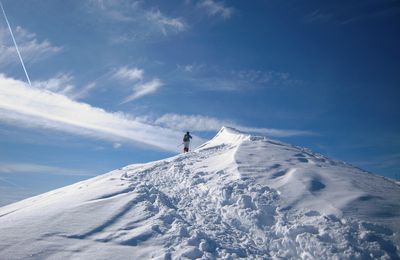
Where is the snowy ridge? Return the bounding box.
[197,126,251,150]
[0,127,399,259]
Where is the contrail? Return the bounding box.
[0,0,32,86]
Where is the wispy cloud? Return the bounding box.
[122,78,163,103]
[152,113,315,137]
[340,6,400,24]
[113,67,144,82]
[33,73,96,100]
[146,8,187,35]
[0,162,95,177]
[87,0,187,39]
[304,1,400,25]
[176,64,303,91]
[234,69,303,86]
[0,26,62,67]
[74,82,97,100]
[0,74,203,152]
[113,143,122,149]
[197,0,234,19]
[111,66,164,102]
[88,0,137,22]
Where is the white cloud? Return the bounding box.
[0,74,203,152]
[183,65,194,72]
[155,114,227,132]
[146,9,187,35]
[154,113,315,137]
[88,0,186,38]
[88,0,141,22]
[234,69,304,86]
[303,3,400,25]
[111,66,163,102]
[122,78,163,103]
[176,64,304,92]
[0,26,62,67]
[178,63,205,73]
[236,126,315,138]
[72,82,97,100]
[33,73,96,100]
[198,0,234,19]
[0,162,94,177]
[33,73,74,95]
[113,66,144,82]
[113,143,122,149]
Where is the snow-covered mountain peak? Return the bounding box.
[197,126,252,150]
[1,130,399,259]
[217,126,248,137]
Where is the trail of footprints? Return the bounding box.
[109,142,398,259]
[117,144,282,258]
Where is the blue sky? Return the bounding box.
[0,0,399,206]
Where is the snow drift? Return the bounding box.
[0,127,399,259]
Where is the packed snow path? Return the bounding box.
[0,127,399,259]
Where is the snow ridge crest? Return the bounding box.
[197,126,252,150]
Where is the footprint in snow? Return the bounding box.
[309,179,326,192]
[270,170,287,179]
[297,158,309,163]
[305,210,321,217]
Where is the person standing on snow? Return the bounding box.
[183,131,192,153]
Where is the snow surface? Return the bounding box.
[0,127,399,259]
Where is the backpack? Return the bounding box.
[183,134,190,142]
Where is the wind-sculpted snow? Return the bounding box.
[0,127,399,259]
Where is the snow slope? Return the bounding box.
[0,127,399,259]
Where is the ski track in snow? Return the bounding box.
[0,127,399,259]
